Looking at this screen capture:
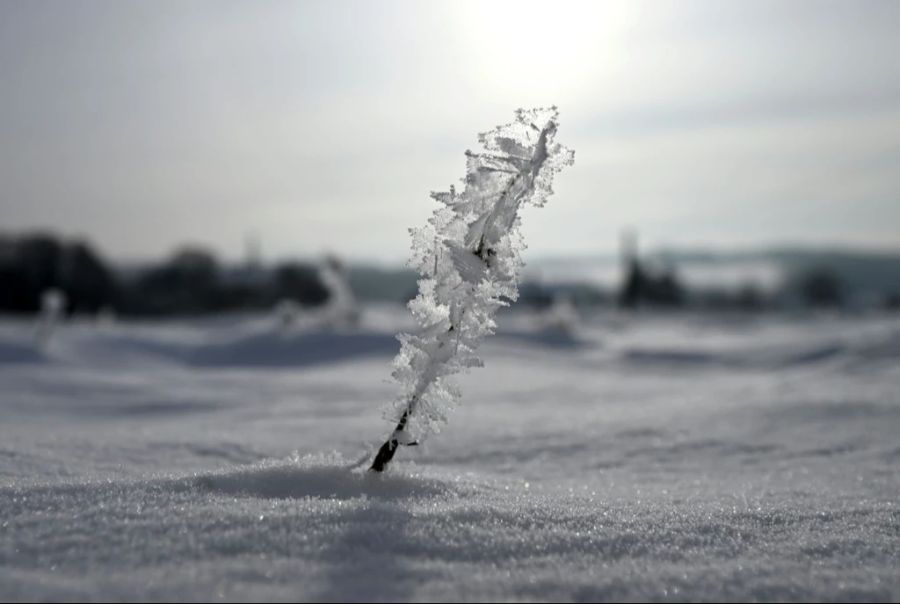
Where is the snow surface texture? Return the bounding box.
[1,309,899,601]
[387,107,574,441]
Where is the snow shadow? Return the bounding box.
[496,327,591,350]
[0,327,400,369]
[195,456,451,501]
[189,331,399,369]
[195,456,440,600]
[618,328,900,372]
[0,340,45,364]
[311,502,418,602]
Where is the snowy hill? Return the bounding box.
[1,307,898,601]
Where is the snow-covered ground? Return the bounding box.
[1,307,898,602]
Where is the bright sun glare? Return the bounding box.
[457,0,638,98]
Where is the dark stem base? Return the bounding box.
[369,436,399,473]
[369,410,415,473]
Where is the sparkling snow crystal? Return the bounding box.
[385,107,574,442]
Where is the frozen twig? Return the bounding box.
[370,107,574,472]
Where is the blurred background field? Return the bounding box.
[1,283,898,600]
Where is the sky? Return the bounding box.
[1,0,899,264]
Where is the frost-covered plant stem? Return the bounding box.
[369,409,413,472]
[370,107,573,472]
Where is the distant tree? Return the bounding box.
[618,258,684,309]
[618,257,646,309]
[274,262,330,307]
[885,294,900,311]
[61,241,117,314]
[135,246,222,315]
[652,266,684,306]
[799,267,843,308]
[0,236,32,312]
[735,282,765,311]
[0,233,117,315]
[16,235,64,311]
[167,247,220,286]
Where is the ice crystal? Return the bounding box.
[385,107,574,440]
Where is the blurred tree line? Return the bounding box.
[0,233,331,317]
[1,232,896,317]
[0,234,115,314]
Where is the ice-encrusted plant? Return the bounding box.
[370,107,574,472]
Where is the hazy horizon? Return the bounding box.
[2,0,899,263]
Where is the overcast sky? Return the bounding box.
[1,0,899,263]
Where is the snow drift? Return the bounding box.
[0,310,898,601]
